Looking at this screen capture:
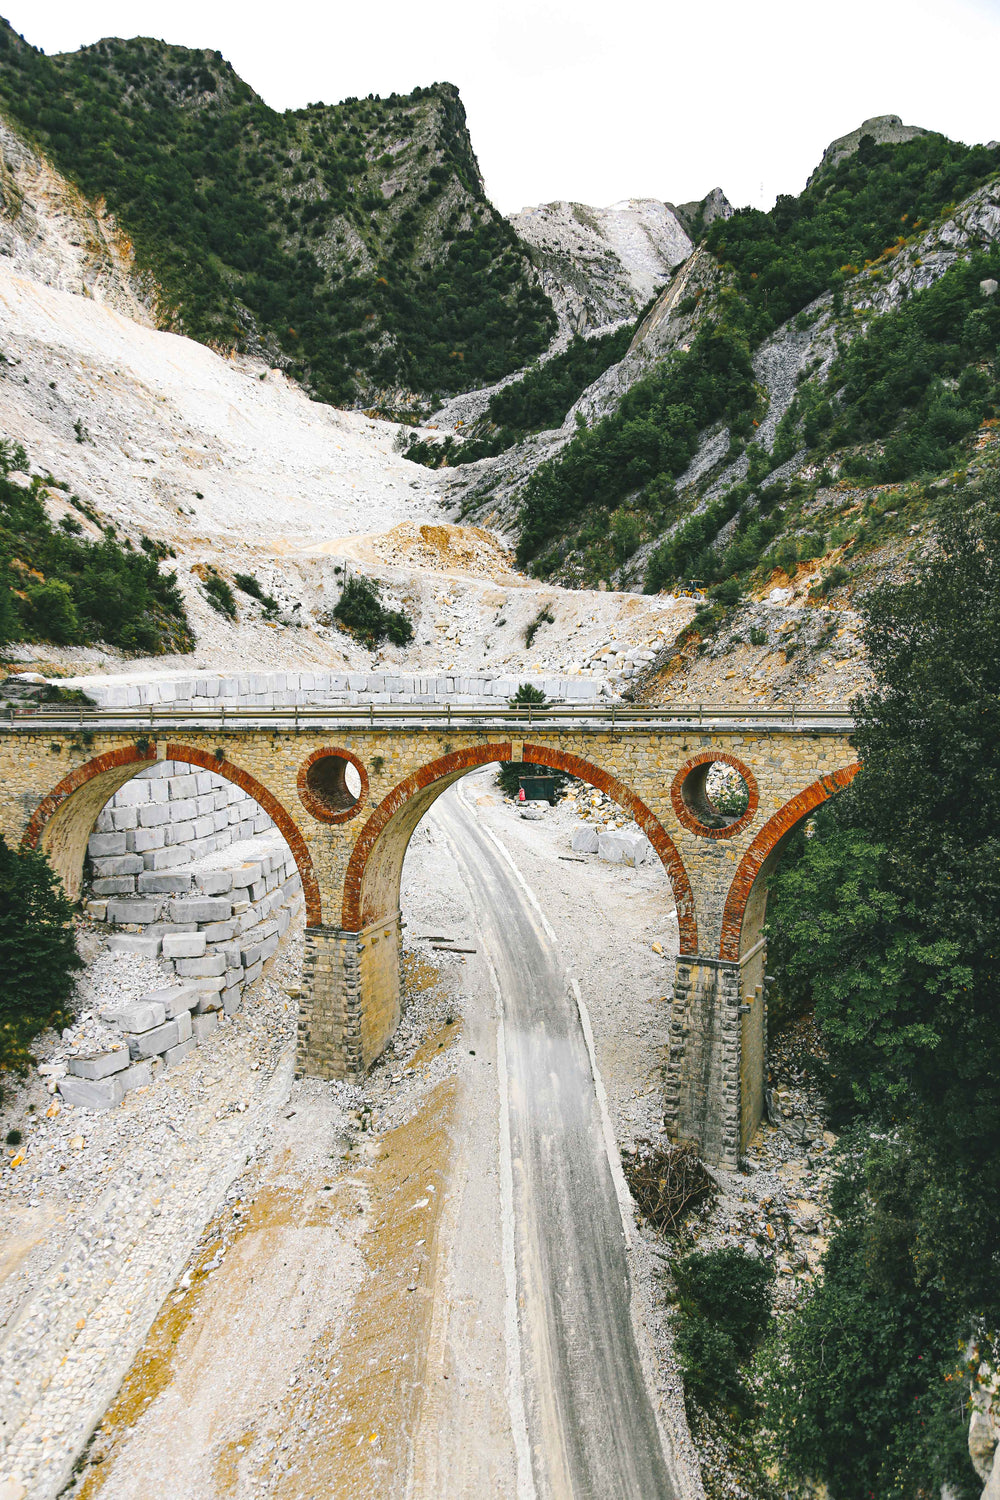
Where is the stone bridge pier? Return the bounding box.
[0,712,857,1166]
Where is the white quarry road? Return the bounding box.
[435,786,680,1500]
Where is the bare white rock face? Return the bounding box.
[512,198,693,334]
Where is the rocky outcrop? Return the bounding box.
[0,110,155,324]
[511,197,693,334]
[807,113,931,186]
[970,1356,1000,1500]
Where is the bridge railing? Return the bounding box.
[1,701,856,733]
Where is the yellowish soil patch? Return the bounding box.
[265,1078,458,1499]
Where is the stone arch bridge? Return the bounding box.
[0,702,857,1167]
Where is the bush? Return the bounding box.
[676,1246,774,1359]
[202,570,237,618]
[23,580,80,643]
[0,439,191,654]
[0,837,81,1085]
[673,1247,774,1415]
[332,573,413,648]
[233,571,279,613]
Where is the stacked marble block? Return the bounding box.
[87,759,271,883]
[84,760,304,1020]
[58,983,218,1110]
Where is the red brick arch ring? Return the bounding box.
[718,762,861,962]
[22,743,322,927]
[341,740,698,951]
[671,750,759,839]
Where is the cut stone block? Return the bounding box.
[162,932,207,959]
[107,933,161,958]
[163,1036,198,1067]
[106,899,159,925]
[144,846,193,871]
[169,776,199,800]
[192,975,226,994]
[138,871,194,894]
[88,832,127,858]
[138,983,202,1019]
[176,953,226,978]
[92,854,144,877]
[241,940,264,969]
[100,1000,166,1032]
[197,871,233,897]
[172,897,233,923]
[91,877,137,897]
[231,864,262,889]
[127,1018,181,1059]
[194,989,223,1014]
[68,1049,130,1080]
[597,829,654,867]
[59,1074,125,1110]
[260,933,280,961]
[201,918,237,942]
[133,827,166,853]
[144,920,198,936]
[192,1011,219,1042]
[84,899,108,921]
[111,807,139,831]
[243,958,263,986]
[121,1060,153,1092]
[223,986,243,1016]
[137,803,171,828]
[571,825,600,854]
[114,780,151,807]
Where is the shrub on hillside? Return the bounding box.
[673,1247,774,1412]
[0,439,191,656]
[0,837,81,1087]
[332,573,413,648]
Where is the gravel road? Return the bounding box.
[436,787,680,1499]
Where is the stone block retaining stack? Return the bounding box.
[83,760,304,1022]
[60,667,607,709]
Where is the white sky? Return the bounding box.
[9,0,1000,215]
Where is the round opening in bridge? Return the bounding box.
[297,748,368,824]
[672,754,757,839]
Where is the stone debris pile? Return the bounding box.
[559,782,656,867]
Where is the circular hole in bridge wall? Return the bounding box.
[672,754,757,839]
[297,749,368,823]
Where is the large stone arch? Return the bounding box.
[718,762,861,963]
[341,739,695,944]
[22,742,322,924]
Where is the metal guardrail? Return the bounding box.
[1,701,856,733]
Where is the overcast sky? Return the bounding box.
[9,0,1000,215]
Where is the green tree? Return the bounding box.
[760,492,1000,1495]
[0,837,82,1083]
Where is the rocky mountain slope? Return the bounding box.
[511,197,696,333]
[443,126,1000,612]
[0,23,558,413]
